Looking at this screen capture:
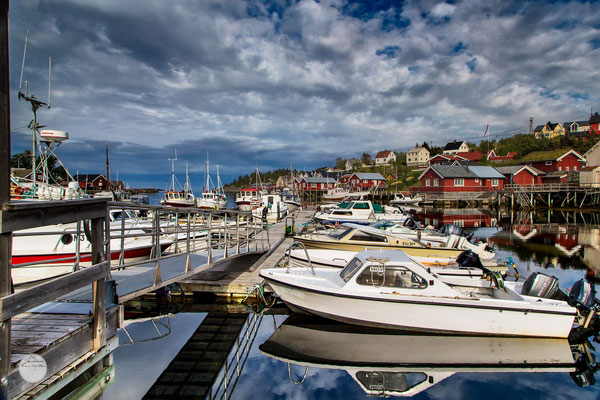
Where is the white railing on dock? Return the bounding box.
[206,313,264,400]
[9,202,271,294]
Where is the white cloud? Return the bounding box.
[431,3,457,18]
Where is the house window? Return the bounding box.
[425,179,431,187]
[454,178,464,186]
[491,179,499,186]
[434,178,439,186]
[574,166,577,171]
[558,167,562,171]
[310,183,316,188]
[566,166,569,171]
[545,161,553,166]
[474,179,479,183]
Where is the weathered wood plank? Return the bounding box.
[0,261,109,321]
[0,199,109,233]
[13,313,90,322]
[7,306,118,398]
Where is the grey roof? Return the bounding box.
[495,165,545,176]
[466,166,505,179]
[353,172,385,180]
[443,141,465,151]
[303,177,337,184]
[430,165,477,178]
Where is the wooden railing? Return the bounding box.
[411,186,498,193]
[503,183,581,192]
[0,198,110,395]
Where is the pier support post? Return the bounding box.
[1,2,12,393]
[91,217,107,350]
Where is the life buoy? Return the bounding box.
[11,186,22,199]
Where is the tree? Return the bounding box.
[361,152,372,165]
[335,157,345,169]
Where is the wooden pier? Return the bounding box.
[178,209,314,296]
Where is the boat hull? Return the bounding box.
[12,243,171,285]
[262,277,575,338]
[293,237,464,262]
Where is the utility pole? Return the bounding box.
[529,117,533,136]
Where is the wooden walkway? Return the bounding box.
[178,210,314,295]
[9,306,119,399]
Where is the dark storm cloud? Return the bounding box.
[8,0,600,187]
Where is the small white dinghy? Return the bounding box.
[260,249,577,338]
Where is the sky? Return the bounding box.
[7,0,600,189]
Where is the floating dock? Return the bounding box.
[178,209,314,296]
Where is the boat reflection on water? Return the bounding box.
[260,314,576,397]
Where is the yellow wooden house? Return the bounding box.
[534,122,566,139]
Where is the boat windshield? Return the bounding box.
[370,220,395,230]
[356,265,428,289]
[355,372,427,394]
[340,258,363,282]
[326,226,353,240]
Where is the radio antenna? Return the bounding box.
[17,33,53,191]
[47,56,52,107]
[18,31,28,93]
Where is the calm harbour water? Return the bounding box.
[103,208,600,399]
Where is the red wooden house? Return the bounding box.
[294,177,337,192]
[348,172,385,190]
[486,150,518,163]
[428,154,459,165]
[338,174,353,184]
[590,112,600,135]
[495,166,544,186]
[416,165,505,192]
[455,151,483,162]
[74,174,110,191]
[519,149,585,175]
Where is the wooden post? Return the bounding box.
[1,1,11,393]
[91,217,107,350]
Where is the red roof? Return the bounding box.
[455,151,482,161]
[375,150,393,159]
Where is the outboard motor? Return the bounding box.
[521,272,567,301]
[456,250,484,270]
[568,279,599,312]
[441,224,467,238]
[403,217,417,228]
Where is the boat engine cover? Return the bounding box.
[521,272,562,299]
[568,279,597,310]
[456,250,484,270]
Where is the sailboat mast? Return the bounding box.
[105,141,110,186]
[205,151,210,192]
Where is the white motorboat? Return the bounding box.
[252,194,289,222]
[260,314,575,397]
[196,191,227,210]
[260,249,577,337]
[390,193,422,205]
[11,212,176,285]
[284,248,500,276]
[281,191,301,212]
[370,220,495,259]
[323,187,369,202]
[313,200,408,225]
[162,157,195,207]
[197,160,227,209]
[293,223,475,261]
[235,188,261,211]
